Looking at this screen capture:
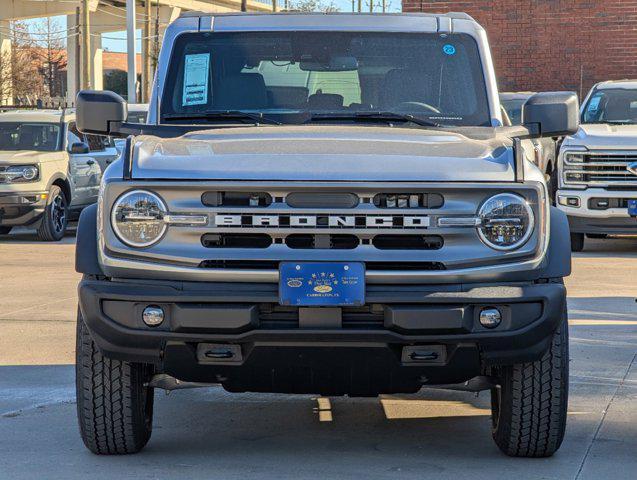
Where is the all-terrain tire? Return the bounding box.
[570,232,584,252]
[37,185,68,241]
[490,309,569,457]
[76,309,154,455]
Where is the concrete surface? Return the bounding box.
[0,230,636,479]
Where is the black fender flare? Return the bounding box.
[539,206,572,279]
[46,173,72,203]
[76,203,103,275]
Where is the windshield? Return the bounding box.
[0,122,60,151]
[161,31,491,127]
[582,88,637,124]
[500,98,527,125]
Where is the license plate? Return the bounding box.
[629,199,637,217]
[279,262,365,306]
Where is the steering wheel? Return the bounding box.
[395,102,441,114]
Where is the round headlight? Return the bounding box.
[21,166,39,181]
[111,190,167,247]
[478,193,534,251]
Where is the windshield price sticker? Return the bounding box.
[182,53,210,106]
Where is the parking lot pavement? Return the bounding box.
[1,231,636,480]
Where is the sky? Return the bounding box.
[24,1,400,53]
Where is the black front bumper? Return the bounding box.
[0,192,47,227]
[78,277,566,395]
[567,214,637,235]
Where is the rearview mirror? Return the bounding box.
[76,90,127,136]
[69,142,89,154]
[522,92,579,137]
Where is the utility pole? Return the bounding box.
[142,0,151,102]
[357,0,361,12]
[75,7,81,100]
[272,0,277,12]
[382,0,385,12]
[81,0,91,90]
[241,0,247,12]
[126,0,137,103]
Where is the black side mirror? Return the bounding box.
[69,142,90,154]
[76,90,127,136]
[522,92,579,137]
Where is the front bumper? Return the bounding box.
[79,277,566,395]
[0,192,47,227]
[556,188,637,234]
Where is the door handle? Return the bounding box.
[86,159,95,165]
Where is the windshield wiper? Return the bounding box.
[309,111,441,127]
[163,110,282,125]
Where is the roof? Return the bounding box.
[0,109,74,123]
[595,80,637,90]
[500,92,537,101]
[174,12,480,34]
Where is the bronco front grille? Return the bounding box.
[103,181,544,282]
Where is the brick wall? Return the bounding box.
[402,1,637,98]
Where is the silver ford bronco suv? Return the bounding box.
[74,12,579,457]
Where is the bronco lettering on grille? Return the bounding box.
[213,214,430,229]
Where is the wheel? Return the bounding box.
[37,185,68,241]
[570,232,584,252]
[586,233,607,239]
[76,308,154,454]
[490,309,569,457]
[0,226,11,235]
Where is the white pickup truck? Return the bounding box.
[557,80,637,251]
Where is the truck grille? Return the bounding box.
[103,181,544,282]
[565,152,637,186]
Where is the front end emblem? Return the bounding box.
[628,162,637,176]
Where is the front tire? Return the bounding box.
[490,310,569,457]
[76,309,154,454]
[37,185,68,241]
[570,232,584,252]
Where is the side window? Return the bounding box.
[85,134,107,152]
[67,122,83,147]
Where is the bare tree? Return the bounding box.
[31,17,67,101]
[0,21,42,104]
[288,0,339,13]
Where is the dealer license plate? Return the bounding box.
[279,262,365,306]
[628,199,637,217]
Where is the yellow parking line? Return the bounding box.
[569,320,637,326]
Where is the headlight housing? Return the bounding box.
[478,193,534,251]
[111,190,167,247]
[0,165,39,183]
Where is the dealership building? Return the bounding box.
[402,0,637,98]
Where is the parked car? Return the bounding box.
[558,80,637,251]
[501,92,559,198]
[114,103,149,153]
[74,12,577,457]
[0,108,118,240]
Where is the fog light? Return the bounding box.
[479,307,502,329]
[558,195,580,208]
[142,305,164,327]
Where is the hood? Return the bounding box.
[565,123,637,148]
[0,150,60,164]
[132,126,514,182]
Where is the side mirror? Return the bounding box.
[76,90,127,136]
[69,142,90,154]
[522,92,579,137]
